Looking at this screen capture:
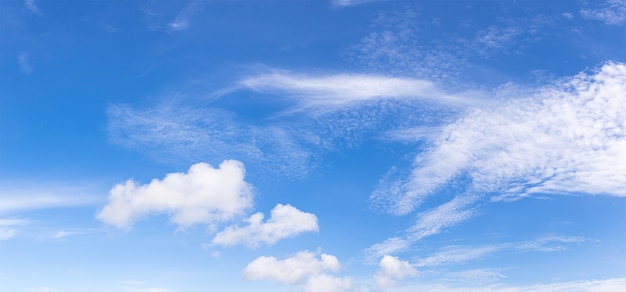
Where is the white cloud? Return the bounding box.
[0,183,98,215]
[212,203,318,247]
[447,269,507,282]
[366,235,585,270]
[239,71,484,110]
[167,1,202,31]
[373,62,626,218]
[0,219,27,240]
[331,0,381,7]
[374,255,418,288]
[24,0,41,15]
[108,103,315,177]
[386,277,626,292]
[304,274,358,292]
[383,126,442,143]
[0,228,17,240]
[96,160,253,230]
[414,245,500,268]
[580,0,626,25]
[18,52,33,75]
[413,236,585,268]
[364,237,410,260]
[243,251,340,284]
[406,195,478,241]
[25,288,58,292]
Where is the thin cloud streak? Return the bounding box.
[239,71,486,110]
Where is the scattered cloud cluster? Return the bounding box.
[580,0,626,25]
[243,250,357,292]
[373,61,626,214]
[212,203,318,248]
[97,160,253,230]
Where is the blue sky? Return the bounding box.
[1,0,626,291]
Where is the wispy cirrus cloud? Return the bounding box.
[386,277,626,292]
[108,103,317,177]
[0,218,28,240]
[366,62,625,260]
[331,0,385,7]
[18,52,33,75]
[167,0,202,31]
[0,183,99,215]
[238,71,485,110]
[373,61,626,218]
[24,0,41,15]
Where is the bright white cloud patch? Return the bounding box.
[375,255,418,288]
[243,251,340,284]
[243,250,356,291]
[374,61,626,216]
[97,160,253,230]
[239,71,483,109]
[212,203,318,247]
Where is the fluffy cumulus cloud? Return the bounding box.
[243,251,340,284]
[97,160,253,230]
[212,204,318,247]
[373,61,626,215]
[375,255,418,288]
[243,251,356,292]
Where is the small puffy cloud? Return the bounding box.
[212,204,318,247]
[580,0,626,25]
[96,160,253,230]
[243,251,340,284]
[375,255,418,288]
